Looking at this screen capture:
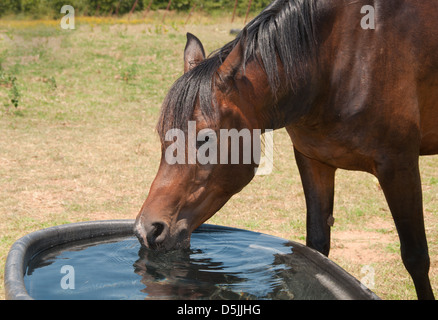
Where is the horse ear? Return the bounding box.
[217,28,248,80]
[184,33,206,73]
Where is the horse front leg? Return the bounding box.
[376,155,435,300]
[294,147,336,256]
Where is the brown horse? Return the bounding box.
[134,0,437,299]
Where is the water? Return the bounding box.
[24,225,341,300]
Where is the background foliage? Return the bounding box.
[0,0,272,18]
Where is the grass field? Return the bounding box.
[0,15,437,300]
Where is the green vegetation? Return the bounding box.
[0,59,21,113]
[0,0,272,18]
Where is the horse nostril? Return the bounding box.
[152,222,164,238]
[146,221,168,248]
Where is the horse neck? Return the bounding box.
[241,56,320,132]
[245,1,337,131]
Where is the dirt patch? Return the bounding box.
[331,231,390,264]
[330,218,398,265]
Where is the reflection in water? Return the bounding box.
[23,225,340,300]
[133,247,256,299]
[131,226,298,300]
[133,246,295,300]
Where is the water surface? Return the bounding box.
[24,225,340,300]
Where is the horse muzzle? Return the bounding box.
[134,216,190,250]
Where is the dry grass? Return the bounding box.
[0,18,437,300]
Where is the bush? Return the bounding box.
[0,0,272,18]
[0,0,143,17]
[0,0,21,16]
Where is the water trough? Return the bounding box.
[5,219,379,300]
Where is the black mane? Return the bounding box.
[157,0,317,141]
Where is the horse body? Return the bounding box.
[135,0,437,299]
[287,0,438,170]
[284,1,438,300]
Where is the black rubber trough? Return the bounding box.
[4,220,379,300]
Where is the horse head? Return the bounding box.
[134,32,267,250]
